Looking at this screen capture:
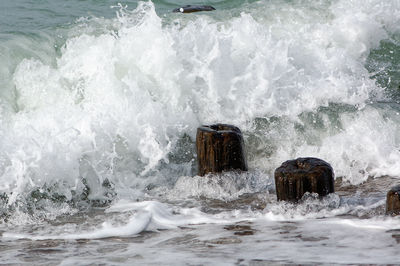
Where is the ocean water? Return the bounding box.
[1,0,400,264]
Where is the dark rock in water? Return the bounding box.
[196,124,247,176]
[386,185,400,215]
[173,5,216,13]
[274,157,334,201]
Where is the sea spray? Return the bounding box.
[0,0,400,222]
[2,2,400,263]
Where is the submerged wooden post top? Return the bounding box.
[386,185,400,216]
[198,124,242,134]
[274,157,334,202]
[196,124,247,176]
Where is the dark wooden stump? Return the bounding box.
[386,185,400,216]
[274,157,334,201]
[196,124,247,176]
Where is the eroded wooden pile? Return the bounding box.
[196,124,247,176]
[274,157,335,201]
[195,124,400,216]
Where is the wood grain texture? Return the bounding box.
[386,185,400,216]
[274,157,334,201]
[196,124,247,176]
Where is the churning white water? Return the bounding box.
[1,0,400,264]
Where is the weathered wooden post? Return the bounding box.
[386,185,400,216]
[196,124,247,176]
[274,157,334,201]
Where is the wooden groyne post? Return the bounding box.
[196,124,247,176]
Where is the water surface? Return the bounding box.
[1,0,400,264]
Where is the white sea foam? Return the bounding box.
[3,200,243,240]
[170,170,271,201]
[2,1,400,264]
[0,0,399,210]
[3,211,152,240]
